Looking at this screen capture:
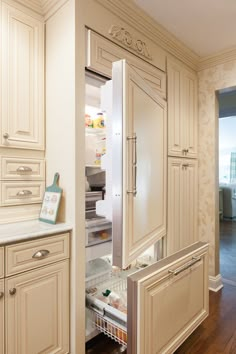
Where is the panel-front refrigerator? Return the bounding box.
[85,59,209,354]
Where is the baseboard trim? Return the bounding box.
[209,274,224,292]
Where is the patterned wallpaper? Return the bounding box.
[198,60,236,276]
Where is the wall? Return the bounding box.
[198,60,236,277]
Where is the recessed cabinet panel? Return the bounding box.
[1,3,44,150]
[167,157,198,255]
[167,61,183,156]
[182,70,198,158]
[2,157,45,180]
[86,30,166,99]
[128,242,209,354]
[6,261,69,354]
[1,181,44,206]
[0,279,4,354]
[112,60,167,268]
[0,248,4,279]
[167,57,198,158]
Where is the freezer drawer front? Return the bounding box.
[112,59,167,269]
[127,242,209,354]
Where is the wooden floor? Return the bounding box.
[86,221,236,353]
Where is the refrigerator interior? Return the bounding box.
[85,70,164,344]
[85,72,112,251]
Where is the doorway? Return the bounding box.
[218,89,236,285]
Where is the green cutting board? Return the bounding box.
[39,173,62,224]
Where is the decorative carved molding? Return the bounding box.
[109,25,152,61]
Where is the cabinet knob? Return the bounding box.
[3,133,9,139]
[9,288,16,296]
[0,292,4,299]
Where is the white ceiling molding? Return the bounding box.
[8,0,69,20]
[199,47,236,71]
[41,0,69,20]
[97,0,200,70]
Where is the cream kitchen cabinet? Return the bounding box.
[167,157,198,255]
[1,1,44,150]
[0,279,4,354]
[0,233,70,354]
[0,247,4,354]
[86,29,166,99]
[167,57,198,158]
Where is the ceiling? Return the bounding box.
[134,0,236,57]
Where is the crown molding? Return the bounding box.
[6,0,69,20]
[96,0,200,71]
[41,0,69,20]
[198,46,236,71]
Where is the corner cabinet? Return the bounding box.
[1,1,44,150]
[167,157,198,255]
[0,233,70,354]
[167,57,198,159]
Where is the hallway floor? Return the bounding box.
[220,219,236,284]
[86,221,236,353]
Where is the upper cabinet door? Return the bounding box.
[167,58,198,158]
[127,242,209,354]
[111,60,167,269]
[1,3,44,150]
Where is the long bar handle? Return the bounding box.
[168,256,201,276]
[127,134,137,197]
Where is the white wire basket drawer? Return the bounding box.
[91,309,127,346]
[86,276,127,346]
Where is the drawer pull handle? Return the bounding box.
[32,249,50,259]
[9,288,16,296]
[16,166,33,173]
[168,256,201,276]
[16,190,33,197]
[0,291,4,299]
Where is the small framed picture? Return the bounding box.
[39,173,62,224]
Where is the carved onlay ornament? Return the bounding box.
[109,25,152,61]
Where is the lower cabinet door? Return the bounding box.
[127,242,209,354]
[0,280,4,354]
[5,261,69,354]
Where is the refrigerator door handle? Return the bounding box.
[168,256,202,276]
[127,133,137,197]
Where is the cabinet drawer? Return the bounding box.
[1,157,45,180]
[1,181,44,206]
[0,248,4,279]
[5,233,70,276]
[86,30,166,99]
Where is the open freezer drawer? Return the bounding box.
[128,241,209,354]
[86,242,209,353]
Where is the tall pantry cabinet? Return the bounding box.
[0,0,45,223]
[167,56,198,255]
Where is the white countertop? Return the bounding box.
[0,219,72,245]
